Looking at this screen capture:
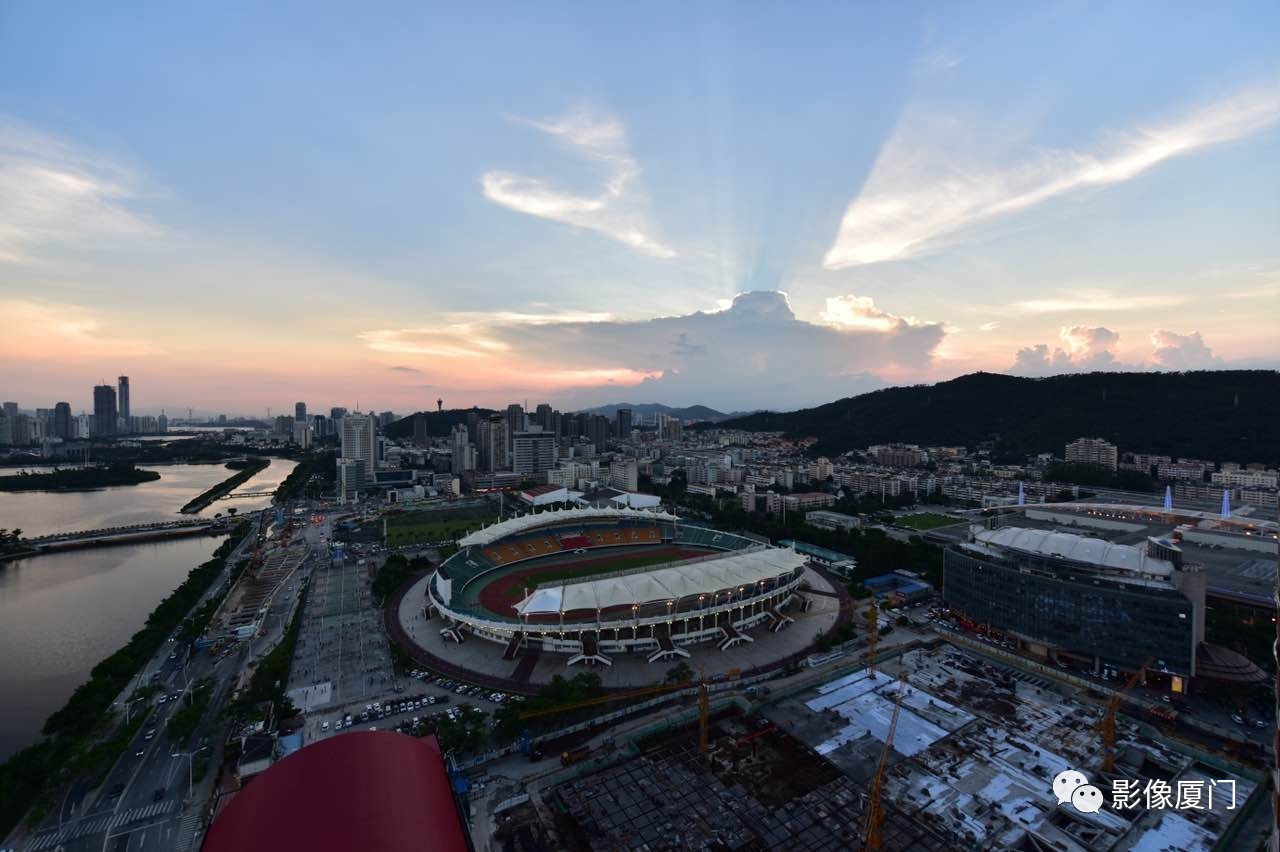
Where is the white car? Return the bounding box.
[322,721,330,731]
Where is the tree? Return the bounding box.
[664,661,693,684]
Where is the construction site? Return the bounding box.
[487,635,1263,852]
[211,541,308,640]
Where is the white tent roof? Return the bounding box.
[974,526,1173,578]
[459,505,677,548]
[513,546,806,615]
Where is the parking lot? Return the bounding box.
[286,557,394,714]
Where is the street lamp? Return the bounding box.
[170,746,209,801]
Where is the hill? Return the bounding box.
[384,407,496,439]
[579,402,735,422]
[710,371,1280,463]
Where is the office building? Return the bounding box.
[413,414,429,446]
[449,423,474,475]
[504,404,525,450]
[2,402,16,422]
[378,411,396,429]
[93,384,118,436]
[615,407,632,439]
[588,414,611,451]
[869,444,924,468]
[477,415,508,472]
[943,526,1205,681]
[1064,437,1118,471]
[341,413,378,482]
[607,458,639,491]
[53,402,72,439]
[534,403,554,432]
[117,376,130,429]
[157,411,168,433]
[330,406,348,422]
[805,510,861,532]
[274,415,294,436]
[295,402,307,422]
[512,426,556,477]
[336,458,366,505]
[292,420,312,448]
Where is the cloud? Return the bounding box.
[358,291,945,410]
[0,119,155,263]
[1010,289,1188,315]
[978,321,1000,332]
[389,365,422,373]
[1011,326,1227,375]
[0,299,157,358]
[1149,329,1220,369]
[481,111,675,258]
[824,84,1280,269]
[1011,325,1121,375]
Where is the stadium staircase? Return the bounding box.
[766,607,794,633]
[502,630,525,661]
[716,615,754,650]
[440,620,467,644]
[646,622,690,663]
[567,630,612,667]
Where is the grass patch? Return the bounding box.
[384,507,496,547]
[893,512,961,531]
[498,550,690,600]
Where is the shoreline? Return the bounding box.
[179,457,271,514]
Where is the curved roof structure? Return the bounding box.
[514,546,805,615]
[974,527,1174,578]
[458,505,678,548]
[203,731,467,852]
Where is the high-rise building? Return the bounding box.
[292,420,312,448]
[465,410,480,443]
[336,458,366,505]
[2,402,16,421]
[513,426,556,477]
[274,415,293,436]
[413,414,429,446]
[588,414,611,451]
[615,408,632,439]
[0,413,11,446]
[117,376,131,427]
[534,403,554,432]
[379,411,396,429]
[295,402,307,422]
[478,415,509,472]
[341,413,378,482]
[608,458,639,491]
[157,410,168,433]
[330,406,348,422]
[93,384,118,436]
[448,424,473,474]
[505,404,525,451]
[53,402,72,439]
[1065,437,1118,471]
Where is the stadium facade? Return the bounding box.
[425,507,807,666]
[943,525,1207,687]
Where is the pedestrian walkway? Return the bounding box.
[26,800,177,850]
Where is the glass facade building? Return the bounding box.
[943,545,1197,676]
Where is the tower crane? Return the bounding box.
[1095,656,1153,774]
[863,673,907,851]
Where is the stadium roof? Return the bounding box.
[513,546,806,614]
[202,731,467,852]
[973,526,1174,578]
[459,505,677,548]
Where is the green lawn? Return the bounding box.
[499,550,691,600]
[384,508,497,546]
[893,512,962,531]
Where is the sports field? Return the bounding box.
[384,506,497,546]
[893,512,963,531]
[472,544,710,614]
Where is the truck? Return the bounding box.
[560,745,590,766]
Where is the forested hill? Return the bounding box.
[385,408,496,439]
[709,371,1280,463]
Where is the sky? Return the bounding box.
[1,2,1278,416]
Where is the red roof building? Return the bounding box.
[203,731,469,852]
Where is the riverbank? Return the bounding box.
[0,464,161,492]
[179,457,270,514]
[0,527,247,839]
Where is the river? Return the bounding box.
[0,459,296,761]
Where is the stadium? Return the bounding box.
[422,507,810,668]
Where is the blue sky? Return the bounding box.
[1,2,1277,414]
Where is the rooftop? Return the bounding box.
[971,526,1175,579]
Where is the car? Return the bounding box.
[135,747,145,757]
[1161,695,1171,703]
[1232,714,1245,725]
[1256,720,1266,729]
[322,721,330,731]
[573,548,588,555]
[144,729,156,741]
[157,695,168,705]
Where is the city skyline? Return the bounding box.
[2,3,1278,413]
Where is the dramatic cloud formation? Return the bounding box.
[824,85,1280,269]
[1012,325,1121,374]
[0,120,154,263]
[359,291,945,410]
[1011,326,1228,375]
[1149,329,1220,369]
[481,111,675,258]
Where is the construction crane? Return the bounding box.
[865,600,880,670]
[1095,656,1154,774]
[863,673,907,851]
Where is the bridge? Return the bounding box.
[217,490,276,500]
[15,519,229,557]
